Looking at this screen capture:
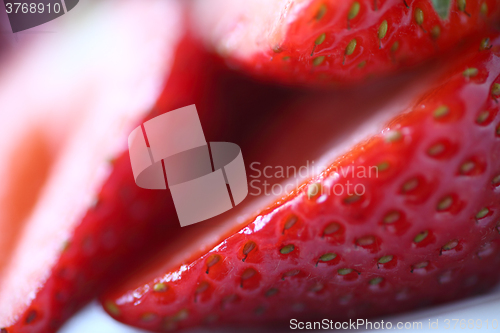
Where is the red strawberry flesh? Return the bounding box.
[100,34,500,331]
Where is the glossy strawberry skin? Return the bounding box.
[101,34,500,332]
[207,0,500,86]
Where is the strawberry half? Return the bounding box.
[100,33,500,332]
[192,0,500,86]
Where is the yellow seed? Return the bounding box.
[319,253,337,262]
[315,33,326,45]
[460,160,476,174]
[458,0,466,12]
[154,282,167,292]
[385,130,402,142]
[383,211,400,224]
[437,196,453,211]
[313,56,325,66]
[442,240,458,251]
[476,207,490,219]
[480,2,488,16]
[369,277,383,285]
[476,111,490,124]
[378,255,393,264]
[348,2,361,20]
[463,67,478,77]
[480,37,491,51]
[105,301,120,316]
[357,60,367,68]
[414,8,424,26]
[431,25,441,40]
[378,20,388,40]
[491,83,500,96]
[315,4,327,20]
[391,41,400,53]
[345,39,357,56]
[280,244,295,254]
[323,222,340,235]
[338,268,353,275]
[414,230,429,243]
[433,105,449,118]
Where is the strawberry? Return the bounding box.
[0,22,297,332]
[100,34,500,332]
[192,0,500,86]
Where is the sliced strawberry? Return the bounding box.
[192,0,500,86]
[100,34,500,331]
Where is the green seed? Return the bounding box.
[280,244,295,254]
[319,253,337,262]
[431,25,441,40]
[480,2,488,16]
[458,0,467,12]
[442,240,458,251]
[391,41,400,53]
[338,268,353,275]
[433,105,449,119]
[141,313,157,322]
[323,222,340,235]
[377,161,390,172]
[348,2,361,20]
[402,177,419,193]
[313,56,325,66]
[154,282,167,292]
[459,160,476,174]
[480,37,491,51]
[369,277,383,285]
[493,174,500,186]
[476,207,489,219]
[378,255,393,264]
[414,230,429,243]
[345,39,357,56]
[414,8,424,26]
[265,288,279,297]
[357,60,367,68]
[476,110,490,124]
[413,261,429,269]
[105,301,120,316]
[315,4,328,20]
[315,33,326,45]
[437,196,453,211]
[357,235,375,246]
[241,268,257,280]
[385,130,402,142]
[283,215,298,231]
[378,20,388,40]
[383,211,400,224]
[491,83,500,96]
[427,143,445,156]
[463,67,478,78]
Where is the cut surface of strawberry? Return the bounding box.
[100,34,500,331]
[192,0,500,86]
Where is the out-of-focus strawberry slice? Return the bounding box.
[0,1,185,331]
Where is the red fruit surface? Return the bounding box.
[0,27,296,332]
[193,0,500,86]
[100,34,500,332]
